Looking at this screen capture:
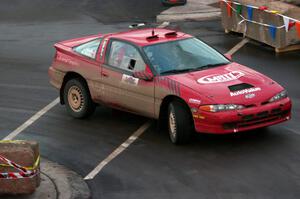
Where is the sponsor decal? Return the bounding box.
[198,71,245,84]
[245,93,256,99]
[230,87,261,97]
[122,74,139,85]
[157,77,181,96]
[189,98,201,105]
[100,39,108,59]
[57,54,79,66]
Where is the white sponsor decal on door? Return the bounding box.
[122,74,139,86]
[230,87,261,97]
[198,71,245,84]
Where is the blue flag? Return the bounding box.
[247,6,253,21]
[269,25,277,40]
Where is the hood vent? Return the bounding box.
[165,31,178,38]
[228,83,254,92]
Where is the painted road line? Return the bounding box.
[3,98,59,140]
[226,38,249,55]
[84,120,152,180]
[157,21,170,28]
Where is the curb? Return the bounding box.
[157,11,221,22]
[157,0,221,22]
[42,159,91,199]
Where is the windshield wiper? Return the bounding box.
[159,62,229,75]
[198,62,229,70]
[160,68,194,75]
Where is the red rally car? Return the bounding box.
[48,28,292,144]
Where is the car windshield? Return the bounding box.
[143,38,230,75]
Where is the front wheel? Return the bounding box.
[63,78,96,118]
[168,101,193,144]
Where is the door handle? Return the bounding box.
[101,71,109,77]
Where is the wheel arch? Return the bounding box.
[60,72,89,105]
[159,95,193,125]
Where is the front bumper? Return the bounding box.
[193,97,292,134]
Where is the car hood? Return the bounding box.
[166,62,283,105]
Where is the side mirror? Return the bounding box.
[224,53,232,60]
[133,71,154,81]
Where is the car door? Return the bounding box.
[100,39,155,118]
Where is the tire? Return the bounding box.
[168,101,193,144]
[63,78,96,118]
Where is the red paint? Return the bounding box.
[227,1,232,17]
[258,6,268,11]
[288,21,295,31]
[296,21,300,38]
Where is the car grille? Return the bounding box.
[223,108,289,130]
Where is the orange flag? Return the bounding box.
[296,21,300,38]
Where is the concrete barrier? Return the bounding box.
[0,140,40,195]
[157,0,221,22]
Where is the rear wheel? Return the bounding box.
[168,101,193,144]
[63,78,95,118]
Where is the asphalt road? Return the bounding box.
[1,1,300,199]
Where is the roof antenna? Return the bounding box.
[152,29,155,36]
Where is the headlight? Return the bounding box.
[199,104,245,112]
[268,90,288,103]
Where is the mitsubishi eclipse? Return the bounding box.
[49,28,292,144]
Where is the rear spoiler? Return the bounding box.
[55,34,102,48]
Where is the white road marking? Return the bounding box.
[226,38,249,55]
[157,21,170,28]
[84,120,152,180]
[283,126,300,135]
[2,98,59,140]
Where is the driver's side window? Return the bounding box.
[107,41,146,72]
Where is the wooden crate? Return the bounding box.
[220,0,300,52]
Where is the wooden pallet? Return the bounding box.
[225,28,300,53]
[275,44,300,53]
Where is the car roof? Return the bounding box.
[105,28,193,47]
